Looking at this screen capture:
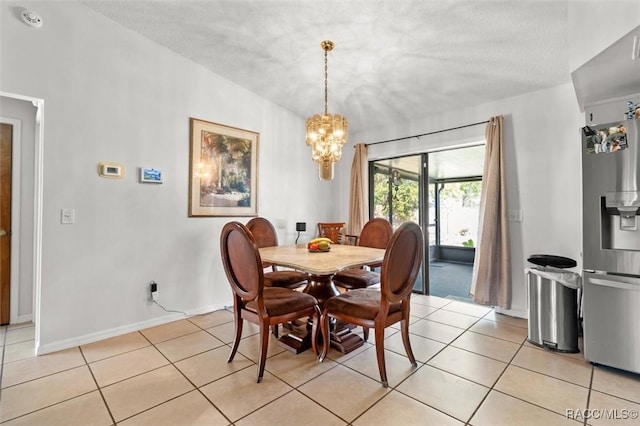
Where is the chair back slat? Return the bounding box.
[317,222,346,244]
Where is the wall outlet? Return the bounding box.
[508,209,523,222]
[149,281,158,300]
[296,222,306,232]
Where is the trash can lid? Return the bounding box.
[527,254,577,269]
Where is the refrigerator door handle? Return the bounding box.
[589,277,640,291]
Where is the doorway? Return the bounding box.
[370,144,484,298]
[370,155,424,291]
[0,92,44,352]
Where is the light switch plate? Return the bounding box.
[61,208,75,224]
[508,209,523,222]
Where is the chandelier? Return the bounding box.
[305,40,348,180]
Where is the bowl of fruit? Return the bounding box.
[307,237,332,252]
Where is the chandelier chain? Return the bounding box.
[324,48,328,116]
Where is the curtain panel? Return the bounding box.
[348,144,368,236]
[470,116,511,308]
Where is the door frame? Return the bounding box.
[368,146,485,297]
[0,91,44,354]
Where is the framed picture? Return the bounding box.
[140,168,163,184]
[189,118,259,217]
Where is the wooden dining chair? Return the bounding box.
[247,217,309,337]
[319,221,424,387]
[332,218,393,290]
[332,218,394,341]
[220,221,320,383]
[317,222,347,244]
[246,217,308,290]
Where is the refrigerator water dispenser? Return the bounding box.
[601,192,640,250]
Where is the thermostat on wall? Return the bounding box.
[98,162,125,179]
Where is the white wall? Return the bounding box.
[339,83,584,317]
[568,1,640,72]
[1,1,336,353]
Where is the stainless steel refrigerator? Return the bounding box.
[582,118,640,374]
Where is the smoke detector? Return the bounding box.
[21,9,43,28]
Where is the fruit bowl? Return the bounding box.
[308,246,331,253]
[307,238,332,253]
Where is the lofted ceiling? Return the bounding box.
[79,0,571,133]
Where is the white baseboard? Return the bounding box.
[36,303,229,355]
[495,306,528,319]
[16,313,33,324]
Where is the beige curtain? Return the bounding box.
[470,116,510,308]
[348,144,368,236]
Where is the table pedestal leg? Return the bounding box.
[329,321,365,353]
[278,273,334,354]
[277,273,364,354]
[303,273,339,305]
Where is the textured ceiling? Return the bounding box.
[79,0,571,132]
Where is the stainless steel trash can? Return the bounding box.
[526,255,581,353]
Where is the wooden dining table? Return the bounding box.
[259,243,386,354]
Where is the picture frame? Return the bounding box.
[189,118,259,217]
[140,168,163,184]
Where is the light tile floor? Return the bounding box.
[1,295,639,425]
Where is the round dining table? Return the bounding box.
[259,243,386,353]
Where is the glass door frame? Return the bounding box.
[368,154,430,294]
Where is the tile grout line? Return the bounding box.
[78,344,118,425]
[0,325,6,403]
[154,316,236,425]
[5,304,638,425]
[0,368,108,423]
[1,327,112,424]
[0,308,515,412]
[474,303,593,423]
[2,309,463,424]
[411,306,585,424]
[109,321,235,425]
[2,316,233,424]
[416,307,499,425]
[183,313,269,426]
[583,364,595,426]
[463,332,528,425]
[467,335,594,424]
[189,311,358,425]
[346,304,488,425]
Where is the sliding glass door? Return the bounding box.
[370,145,484,297]
[370,154,426,292]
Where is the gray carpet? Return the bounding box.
[428,261,473,301]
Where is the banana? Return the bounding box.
[308,237,333,245]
